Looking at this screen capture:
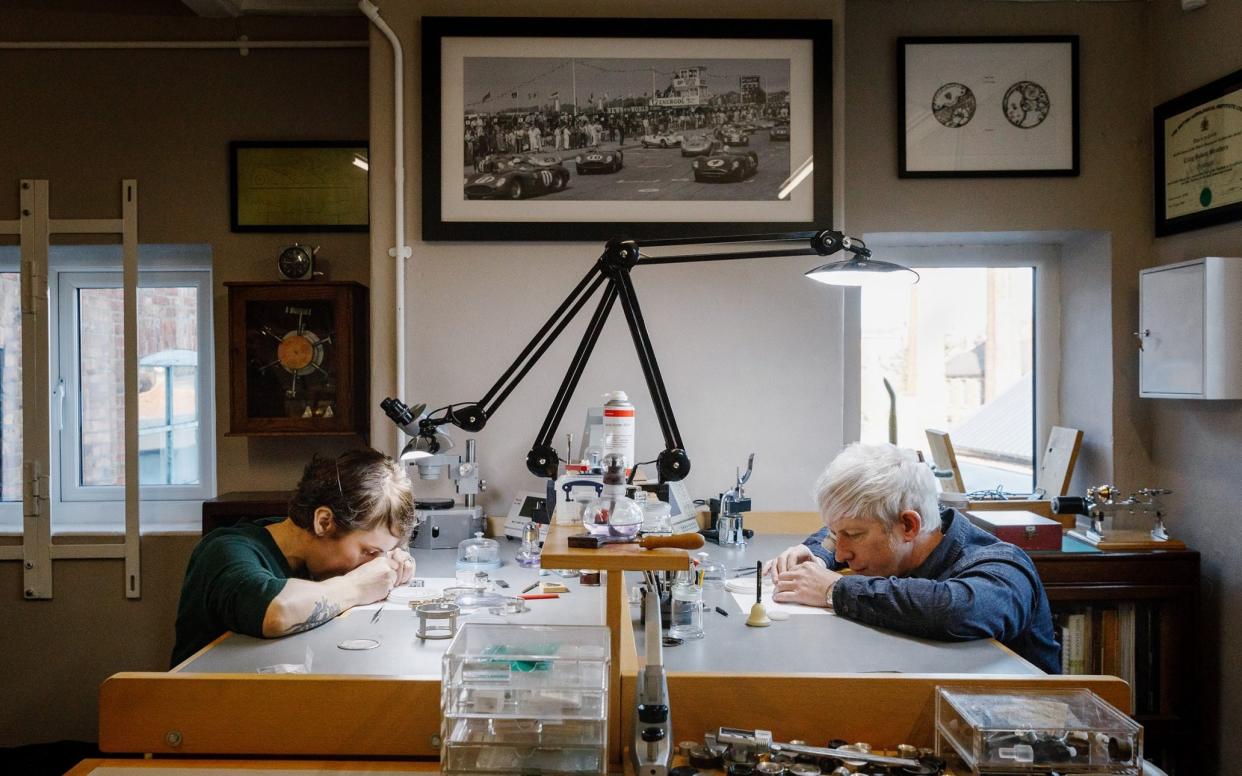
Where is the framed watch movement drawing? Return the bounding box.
[227,281,369,435]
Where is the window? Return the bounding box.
[0,244,214,530]
[56,268,215,522]
[0,271,20,504]
[855,243,1060,494]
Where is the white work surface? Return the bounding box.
[179,538,605,678]
[631,533,1042,675]
[179,531,1039,677]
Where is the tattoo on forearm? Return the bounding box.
[283,597,341,635]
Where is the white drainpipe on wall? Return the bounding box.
[359,0,411,456]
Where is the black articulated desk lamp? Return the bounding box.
[382,230,918,482]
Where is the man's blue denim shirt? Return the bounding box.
[803,509,1061,674]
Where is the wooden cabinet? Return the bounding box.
[226,281,369,436]
[1031,548,1200,774]
[1139,257,1242,398]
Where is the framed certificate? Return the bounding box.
[229,141,369,232]
[1154,67,1242,236]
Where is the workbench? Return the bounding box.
[99,527,1129,766]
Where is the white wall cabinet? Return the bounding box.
[1139,256,1242,399]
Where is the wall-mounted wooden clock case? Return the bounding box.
[227,281,369,436]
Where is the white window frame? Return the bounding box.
[0,244,215,531]
[847,240,1061,486]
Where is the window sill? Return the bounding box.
[0,502,204,537]
[0,520,201,537]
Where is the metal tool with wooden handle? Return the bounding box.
[567,532,706,550]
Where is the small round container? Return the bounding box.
[696,551,728,589]
[756,762,786,776]
[641,498,673,534]
[835,744,869,770]
[789,764,820,776]
[453,590,508,613]
[488,596,530,616]
[456,532,502,572]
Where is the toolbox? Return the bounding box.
[964,510,1063,552]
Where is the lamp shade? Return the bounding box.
[805,256,920,287]
[399,428,454,461]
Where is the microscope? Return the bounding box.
[1052,484,1174,545]
[382,398,485,549]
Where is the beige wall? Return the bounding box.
[845,0,1153,493]
[1146,0,1242,771]
[5,0,1242,766]
[369,0,848,517]
[0,6,368,746]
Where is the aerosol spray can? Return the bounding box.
[602,391,635,473]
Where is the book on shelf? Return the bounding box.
[1055,603,1146,713]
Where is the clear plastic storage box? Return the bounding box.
[441,623,610,776]
[935,686,1142,773]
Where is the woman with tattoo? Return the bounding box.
[171,448,417,667]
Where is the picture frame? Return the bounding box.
[1153,66,1242,237]
[898,36,1079,178]
[422,16,832,241]
[229,140,369,232]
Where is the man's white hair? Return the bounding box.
[812,442,940,535]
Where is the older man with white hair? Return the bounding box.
[764,443,1061,673]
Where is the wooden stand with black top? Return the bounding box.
[201,491,293,534]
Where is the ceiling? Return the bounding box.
[180,0,358,16]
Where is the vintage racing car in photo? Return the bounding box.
[574,147,624,174]
[680,134,721,157]
[464,156,570,199]
[691,149,760,182]
[769,123,791,141]
[717,125,750,146]
[640,132,685,148]
[473,153,527,173]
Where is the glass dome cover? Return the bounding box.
[455,531,502,570]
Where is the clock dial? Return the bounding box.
[245,300,337,418]
[278,245,313,280]
[228,281,366,435]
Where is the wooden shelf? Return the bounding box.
[1032,546,1200,773]
[539,523,694,572]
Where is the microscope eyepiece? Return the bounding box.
[381,397,414,426]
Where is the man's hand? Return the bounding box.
[343,555,401,605]
[763,543,816,579]
[772,563,842,608]
[390,547,416,587]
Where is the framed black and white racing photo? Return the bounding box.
[1154,66,1242,237]
[422,16,832,241]
[898,36,1079,178]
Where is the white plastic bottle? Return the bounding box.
[602,391,635,471]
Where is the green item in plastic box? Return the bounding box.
[482,642,559,672]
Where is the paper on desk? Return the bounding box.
[729,590,834,616]
[354,577,458,611]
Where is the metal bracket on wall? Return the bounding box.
[0,179,143,600]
